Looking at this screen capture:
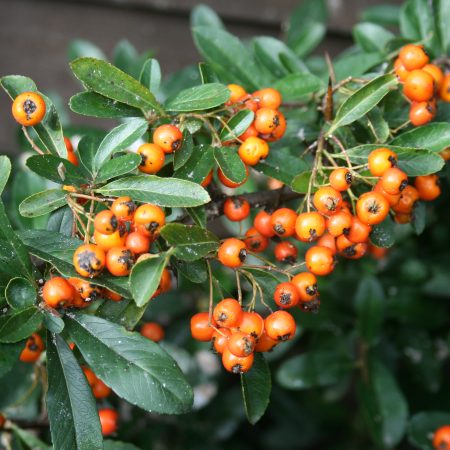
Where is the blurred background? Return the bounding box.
[0,0,404,154]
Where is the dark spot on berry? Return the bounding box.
[343,227,350,236]
[23,99,37,119]
[218,312,228,323]
[279,291,292,305]
[388,155,397,167]
[345,172,353,185]
[172,139,182,151]
[281,256,297,265]
[399,180,408,192]
[367,201,380,214]
[325,196,339,211]
[274,223,285,235]
[305,284,318,296]
[109,215,118,231]
[278,333,291,341]
[238,248,247,262]
[118,250,135,270]
[77,250,101,277]
[343,245,357,257]
[309,228,317,240]
[232,363,243,374]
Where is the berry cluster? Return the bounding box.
[394,44,450,126]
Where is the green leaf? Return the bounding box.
[192,26,266,90]
[96,298,146,330]
[68,39,107,61]
[370,217,395,248]
[390,123,450,153]
[361,5,401,26]
[18,230,130,297]
[214,146,247,184]
[186,205,206,228]
[276,350,353,390]
[291,171,327,194]
[70,57,164,114]
[10,424,51,450]
[69,92,143,118]
[77,134,102,175]
[65,312,194,414]
[408,412,450,450]
[26,154,91,186]
[94,118,148,173]
[0,307,42,343]
[95,153,141,183]
[354,276,384,345]
[0,201,33,279]
[47,206,74,236]
[290,22,326,58]
[256,147,309,185]
[353,22,395,53]
[0,76,67,157]
[113,39,141,77]
[19,189,67,218]
[173,258,207,284]
[329,74,398,134]
[174,144,215,184]
[273,73,322,101]
[0,156,11,195]
[241,353,271,425]
[46,333,103,450]
[198,62,220,84]
[5,277,36,310]
[344,144,445,176]
[358,358,408,449]
[139,58,162,94]
[165,83,230,112]
[129,255,167,307]
[219,110,254,142]
[334,52,385,81]
[96,175,211,207]
[160,223,219,261]
[411,201,426,235]
[365,107,390,143]
[42,310,65,334]
[173,131,194,171]
[191,4,224,29]
[435,0,450,53]
[0,342,25,378]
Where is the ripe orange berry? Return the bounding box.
[422,64,444,90]
[313,187,343,215]
[368,148,398,177]
[239,124,258,141]
[392,185,419,214]
[439,147,449,160]
[326,210,352,237]
[217,165,249,188]
[227,84,247,104]
[140,322,165,342]
[273,282,300,309]
[213,298,243,328]
[380,167,408,195]
[440,74,450,102]
[356,192,390,225]
[433,425,450,450]
[255,331,278,352]
[134,204,165,238]
[264,310,296,341]
[336,235,368,259]
[94,228,127,252]
[262,111,287,142]
[305,245,335,276]
[274,241,298,264]
[153,124,183,153]
[64,136,74,153]
[347,216,372,243]
[137,143,165,174]
[222,347,254,374]
[404,69,434,102]
[399,44,429,71]
[414,174,441,201]
[42,277,75,308]
[106,246,135,276]
[111,196,136,222]
[92,380,112,399]
[316,232,337,254]
[20,333,44,363]
[98,408,118,436]
[12,92,46,126]
[291,272,318,303]
[83,366,98,387]
[374,180,401,207]
[102,289,122,302]
[217,238,247,268]
[271,208,297,237]
[237,94,259,112]
[238,136,269,166]
[152,268,172,298]
[254,108,284,134]
[253,210,275,237]
[244,227,269,253]
[0,414,5,429]
[125,231,151,255]
[409,100,436,126]
[329,168,353,191]
[394,58,409,82]
[73,244,106,278]
[66,151,79,166]
[394,212,412,224]
[253,88,282,109]
[295,212,326,242]
[227,331,256,357]
[223,197,250,222]
[68,277,102,302]
[212,328,231,354]
[190,312,215,341]
[368,244,388,259]
[238,312,264,339]
[201,170,213,187]
[94,210,118,235]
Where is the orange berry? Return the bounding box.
[227,84,247,104]
[399,44,429,71]
[212,328,231,354]
[94,228,127,252]
[326,210,352,237]
[137,143,165,174]
[238,312,264,339]
[254,108,284,135]
[223,197,250,222]
[244,227,269,253]
[291,272,318,303]
[273,282,300,309]
[217,166,249,188]
[347,216,372,243]
[394,58,409,82]
[336,234,368,259]
[271,208,297,237]
[217,238,247,268]
[98,408,118,436]
[329,168,353,191]
[368,148,398,177]
[190,312,215,342]
[252,88,282,109]
[316,232,337,254]
[409,101,436,126]
[94,210,118,235]
[432,425,450,450]
[238,136,269,166]
[106,246,135,276]
[12,92,46,126]
[356,192,390,225]
[19,333,44,363]
[111,196,136,222]
[305,245,336,276]
[392,185,419,214]
[313,187,343,215]
[440,74,450,102]
[153,124,183,153]
[125,231,151,255]
[73,244,106,278]
[213,298,243,328]
[255,331,278,352]
[227,331,256,357]
[222,347,254,373]
[42,277,75,308]
[253,210,275,237]
[422,63,444,90]
[380,167,408,195]
[414,174,440,201]
[404,69,434,102]
[274,241,298,264]
[295,212,326,242]
[264,310,296,341]
[140,322,165,342]
[134,204,165,238]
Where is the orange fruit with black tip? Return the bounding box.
[12,92,46,126]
